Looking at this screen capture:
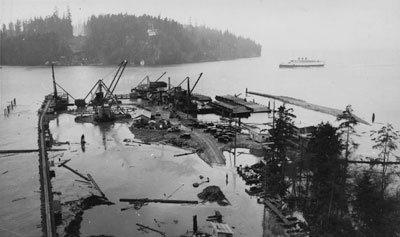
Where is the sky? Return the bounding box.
[1,0,400,50]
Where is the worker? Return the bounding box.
[81,134,86,152]
[372,113,375,123]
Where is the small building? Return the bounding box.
[249,127,271,143]
[210,223,234,237]
[132,109,152,125]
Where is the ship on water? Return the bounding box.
[279,57,325,68]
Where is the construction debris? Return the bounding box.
[197,186,230,206]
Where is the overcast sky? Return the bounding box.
[1,0,400,50]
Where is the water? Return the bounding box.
[48,114,268,236]
[1,49,400,236]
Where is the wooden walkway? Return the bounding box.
[38,98,57,236]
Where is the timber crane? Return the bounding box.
[167,73,203,113]
[76,60,130,122]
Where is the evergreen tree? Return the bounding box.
[267,105,296,196]
[306,122,349,235]
[353,172,400,236]
[337,105,359,160]
[370,123,399,195]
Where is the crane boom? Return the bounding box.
[190,73,203,94]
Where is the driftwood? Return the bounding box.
[87,173,106,199]
[58,162,89,182]
[166,184,185,199]
[174,151,197,157]
[120,198,198,204]
[136,223,165,236]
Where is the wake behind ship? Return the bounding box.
[279,57,325,68]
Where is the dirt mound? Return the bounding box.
[197,185,230,206]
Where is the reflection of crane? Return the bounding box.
[76,60,130,122]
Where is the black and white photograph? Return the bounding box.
[1,0,400,236]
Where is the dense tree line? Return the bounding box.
[1,11,73,65]
[1,13,261,66]
[265,105,400,236]
[83,14,262,65]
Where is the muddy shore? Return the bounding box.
[130,126,266,166]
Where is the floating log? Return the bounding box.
[12,197,27,202]
[75,179,91,185]
[59,163,90,182]
[174,151,197,157]
[0,148,67,154]
[57,159,71,167]
[166,184,185,199]
[120,198,198,204]
[87,173,106,199]
[131,140,150,145]
[136,223,165,236]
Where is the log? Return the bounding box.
[136,223,165,236]
[87,173,106,199]
[57,159,71,167]
[59,163,90,182]
[0,148,67,154]
[174,151,197,157]
[120,198,198,204]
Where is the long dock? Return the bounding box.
[38,98,57,236]
[246,90,370,125]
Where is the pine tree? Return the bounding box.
[306,122,349,234]
[370,123,399,195]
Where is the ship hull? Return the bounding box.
[279,64,324,68]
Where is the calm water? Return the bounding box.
[1,49,400,236]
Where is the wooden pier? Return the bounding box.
[215,95,270,113]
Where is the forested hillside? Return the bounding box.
[0,12,261,66]
[84,14,262,65]
[0,11,73,65]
